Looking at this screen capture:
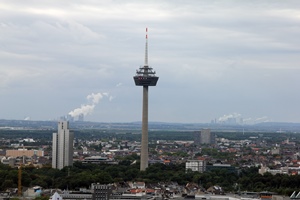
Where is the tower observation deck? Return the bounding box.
[134,66,158,86]
[134,28,159,86]
[134,28,159,171]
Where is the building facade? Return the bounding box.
[91,183,112,200]
[185,160,206,172]
[6,149,44,157]
[1,157,16,167]
[194,129,215,145]
[52,121,74,169]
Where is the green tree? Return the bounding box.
[33,195,50,200]
[94,171,113,184]
[2,179,16,190]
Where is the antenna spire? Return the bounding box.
[144,28,148,67]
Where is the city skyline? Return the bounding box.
[0,1,300,123]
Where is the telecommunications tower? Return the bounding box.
[134,28,159,171]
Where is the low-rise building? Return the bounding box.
[185,160,206,172]
[1,157,16,167]
[6,149,44,157]
[82,156,118,165]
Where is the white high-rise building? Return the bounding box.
[52,121,74,169]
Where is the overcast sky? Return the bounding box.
[0,0,300,123]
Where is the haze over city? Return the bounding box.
[0,1,299,123]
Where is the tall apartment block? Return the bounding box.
[52,121,74,169]
[194,128,215,145]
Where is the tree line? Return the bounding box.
[1,129,299,145]
[0,157,298,196]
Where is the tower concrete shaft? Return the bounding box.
[140,86,148,170]
[134,28,158,171]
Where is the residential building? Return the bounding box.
[50,192,62,200]
[52,121,74,169]
[6,149,44,157]
[193,132,201,146]
[186,160,206,172]
[1,157,16,167]
[91,183,112,200]
[194,129,215,145]
[258,165,289,175]
[82,156,118,165]
[23,186,42,198]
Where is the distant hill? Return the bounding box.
[0,119,299,132]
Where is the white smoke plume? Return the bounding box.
[218,112,241,122]
[216,113,270,124]
[69,92,111,117]
[254,116,269,122]
[24,116,31,120]
[87,93,104,104]
[243,118,252,122]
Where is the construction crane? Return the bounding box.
[18,163,22,196]
[18,146,26,196]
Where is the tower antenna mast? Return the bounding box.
[145,28,148,66]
